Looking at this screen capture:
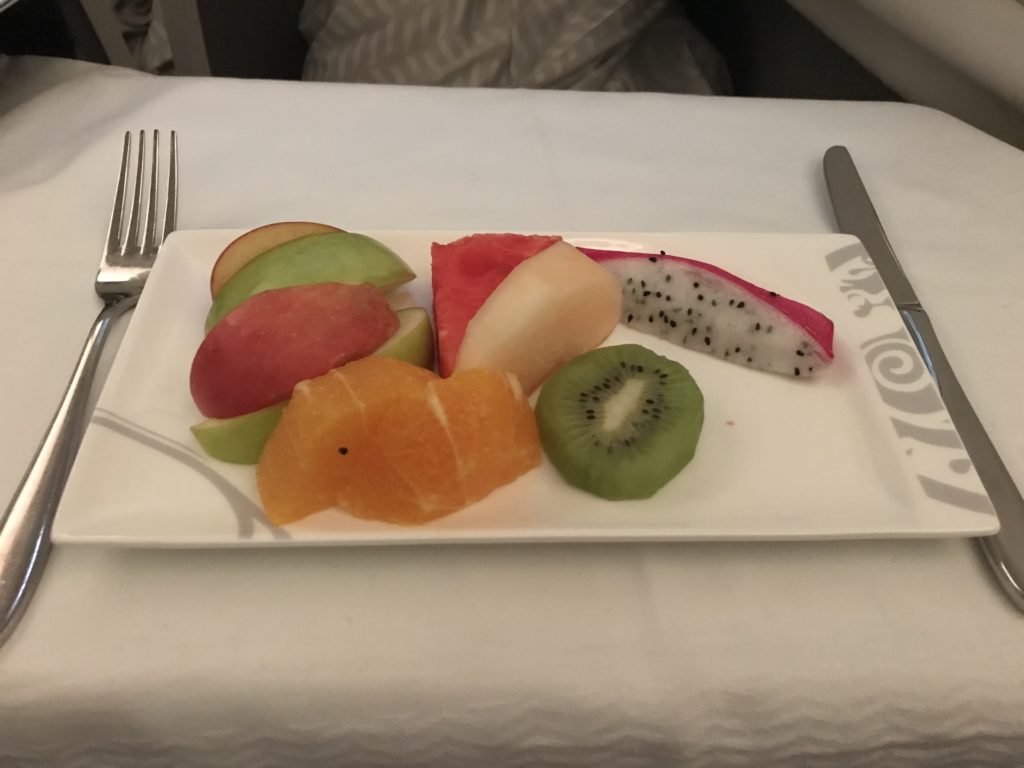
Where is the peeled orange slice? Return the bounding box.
[256,358,540,526]
[427,369,536,504]
[255,362,424,526]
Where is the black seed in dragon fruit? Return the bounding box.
[579,248,835,378]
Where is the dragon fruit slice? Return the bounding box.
[579,247,834,378]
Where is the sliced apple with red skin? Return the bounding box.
[206,232,416,333]
[453,241,622,394]
[210,222,342,298]
[190,307,434,463]
[190,281,398,419]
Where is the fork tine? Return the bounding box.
[104,132,131,256]
[163,130,178,240]
[142,130,159,251]
[123,130,146,256]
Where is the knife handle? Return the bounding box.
[901,307,1024,609]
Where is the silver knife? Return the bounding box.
[823,145,1024,613]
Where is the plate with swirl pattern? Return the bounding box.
[52,230,998,546]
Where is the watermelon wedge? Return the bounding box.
[431,233,561,376]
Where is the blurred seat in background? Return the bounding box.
[298,0,730,95]
[7,0,1021,146]
[97,0,732,96]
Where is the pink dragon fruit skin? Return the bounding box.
[579,247,835,378]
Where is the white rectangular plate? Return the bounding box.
[53,230,998,547]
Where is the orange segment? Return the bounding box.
[344,370,465,523]
[255,382,343,524]
[332,355,436,394]
[257,370,421,525]
[427,369,540,504]
[502,373,544,471]
[256,357,541,527]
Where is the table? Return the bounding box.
[1,55,1023,766]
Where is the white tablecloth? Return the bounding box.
[1,55,1023,767]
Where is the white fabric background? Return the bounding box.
[0,56,1023,766]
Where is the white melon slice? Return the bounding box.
[453,241,622,394]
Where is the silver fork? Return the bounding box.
[0,130,178,647]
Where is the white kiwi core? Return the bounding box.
[601,378,645,433]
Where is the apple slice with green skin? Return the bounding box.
[206,232,416,333]
[191,402,287,464]
[373,307,435,370]
[190,308,435,464]
[210,221,342,298]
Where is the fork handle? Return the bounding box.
[0,296,138,647]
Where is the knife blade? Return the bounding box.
[823,145,1024,613]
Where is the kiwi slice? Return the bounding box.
[535,344,704,500]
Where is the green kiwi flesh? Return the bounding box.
[535,344,704,500]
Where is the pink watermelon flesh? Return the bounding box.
[580,247,834,377]
[431,233,562,376]
[190,282,398,418]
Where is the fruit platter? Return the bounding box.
[52,227,997,546]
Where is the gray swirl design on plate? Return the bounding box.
[861,329,944,414]
[92,409,289,540]
[890,418,963,449]
[827,246,994,517]
[916,476,993,515]
[948,458,972,474]
[826,243,894,317]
